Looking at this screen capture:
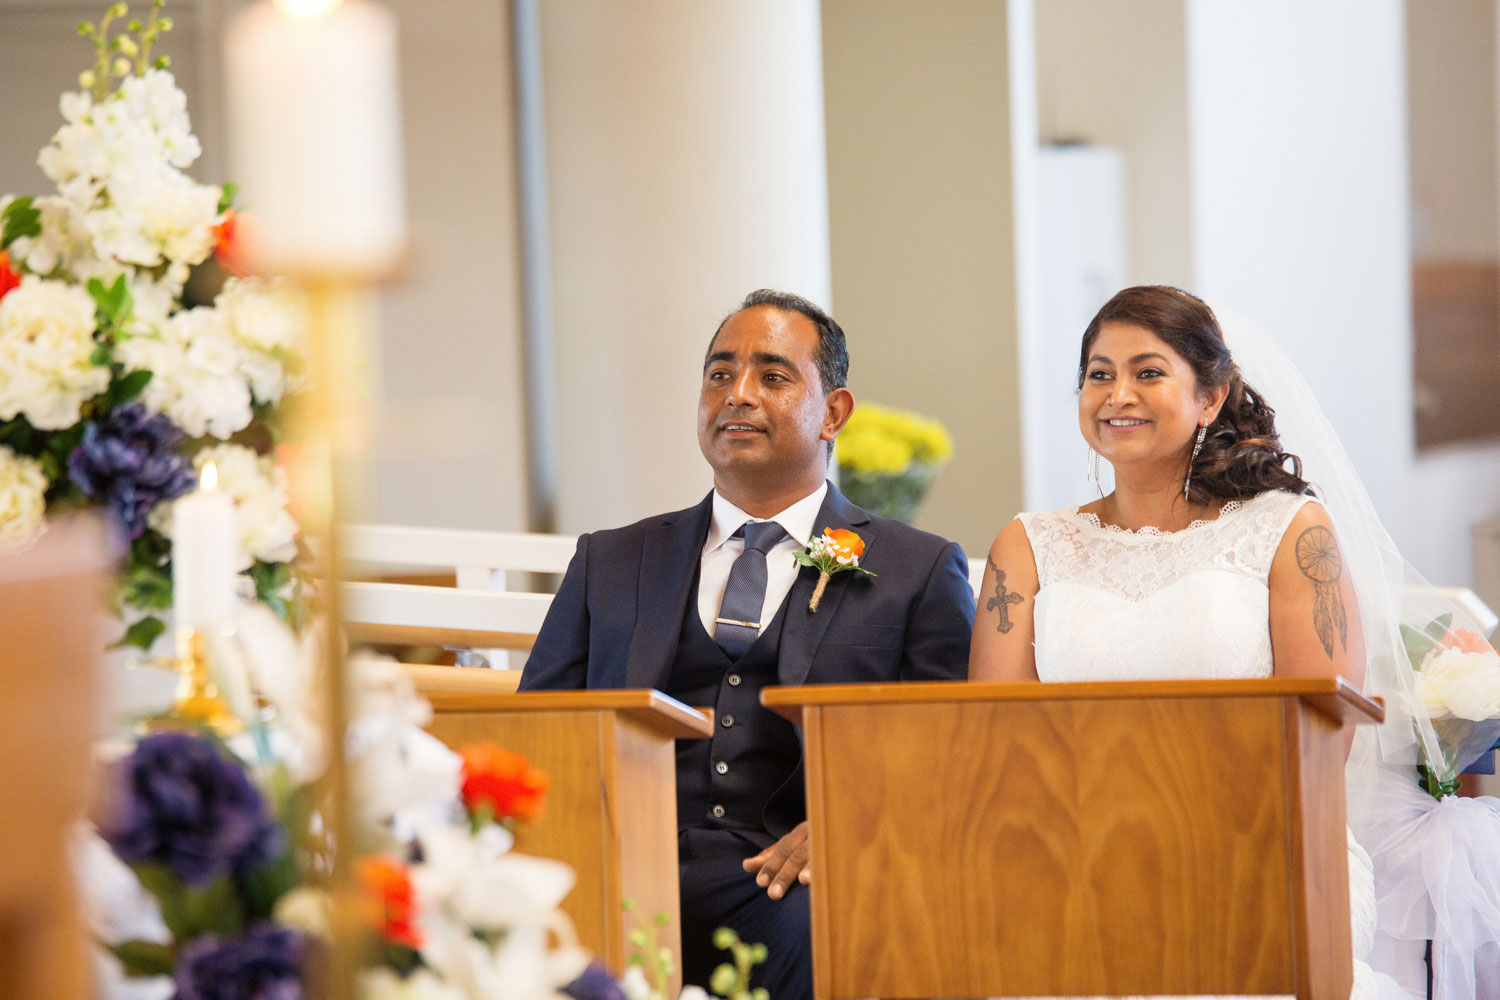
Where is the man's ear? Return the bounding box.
[822,387,855,441]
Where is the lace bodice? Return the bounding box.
[1018,490,1311,682]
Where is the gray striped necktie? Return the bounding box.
[713,521,788,658]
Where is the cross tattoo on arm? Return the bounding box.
[986,555,1024,634]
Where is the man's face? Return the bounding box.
[697,306,841,484]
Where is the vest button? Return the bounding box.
[721,714,734,728]
[711,804,726,818]
[715,761,729,775]
[727,673,742,686]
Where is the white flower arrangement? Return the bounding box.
[0,445,48,551]
[1415,638,1500,723]
[0,1,307,649]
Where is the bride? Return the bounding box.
[968,285,1391,997]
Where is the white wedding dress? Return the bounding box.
[1017,489,1383,1000]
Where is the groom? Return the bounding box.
[519,289,974,998]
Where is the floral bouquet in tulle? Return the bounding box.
[0,1,307,649]
[834,402,953,523]
[1401,615,1500,798]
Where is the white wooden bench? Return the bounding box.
[339,524,576,675]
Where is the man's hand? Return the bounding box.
[742,821,811,899]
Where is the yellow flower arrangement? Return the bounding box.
[835,402,954,522]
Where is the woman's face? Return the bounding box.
[1079,321,1220,471]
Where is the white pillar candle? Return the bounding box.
[224,0,406,276]
[173,463,237,633]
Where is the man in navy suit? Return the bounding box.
[520,290,974,999]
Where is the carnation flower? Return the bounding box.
[68,403,195,539]
[0,275,108,428]
[0,250,19,303]
[118,307,254,439]
[173,924,304,1000]
[0,445,47,552]
[271,886,331,941]
[356,854,423,949]
[564,963,629,1000]
[163,443,298,568]
[96,732,284,886]
[459,742,549,823]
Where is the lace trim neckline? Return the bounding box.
[1066,495,1266,537]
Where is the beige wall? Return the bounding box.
[1407,0,1498,261]
[1035,0,1193,286]
[539,0,832,535]
[822,0,1028,558]
[370,0,530,531]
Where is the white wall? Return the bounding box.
[539,0,831,535]
[1184,0,1414,535]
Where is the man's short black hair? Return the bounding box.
[711,289,849,394]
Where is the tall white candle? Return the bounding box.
[224,0,406,276]
[173,462,237,633]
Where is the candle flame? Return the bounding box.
[273,0,342,20]
[200,460,219,492]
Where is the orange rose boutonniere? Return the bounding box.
[792,527,876,612]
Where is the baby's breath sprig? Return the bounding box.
[622,898,675,999]
[75,0,174,102]
[708,927,769,1000]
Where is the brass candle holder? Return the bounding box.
[137,625,243,736]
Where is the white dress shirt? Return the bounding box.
[696,482,828,640]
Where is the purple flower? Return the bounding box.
[98,732,284,886]
[564,963,629,1000]
[68,402,195,539]
[174,924,304,1000]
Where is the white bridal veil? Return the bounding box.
[1213,306,1500,1000]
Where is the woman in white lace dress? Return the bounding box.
[969,286,1388,998]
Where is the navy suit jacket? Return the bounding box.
[519,483,975,696]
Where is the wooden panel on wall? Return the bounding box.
[1412,260,1500,447]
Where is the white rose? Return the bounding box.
[0,276,108,429]
[1419,646,1500,722]
[149,444,297,569]
[119,306,253,439]
[218,277,307,404]
[0,446,47,553]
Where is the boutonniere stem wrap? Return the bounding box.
[793,527,876,612]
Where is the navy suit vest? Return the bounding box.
[665,572,802,841]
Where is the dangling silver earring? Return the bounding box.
[1090,448,1103,498]
[1183,424,1207,499]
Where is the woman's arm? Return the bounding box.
[968,518,1041,681]
[1268,501,1365,691]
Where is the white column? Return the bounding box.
[538,0,831,533]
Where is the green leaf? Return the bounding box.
[790,552,817,568]
[239,852,297,920]
[218,182,239,214]
[112,615,166,650]
[1424,613,1454,642]
[1,196,40,249]
[1402,624,1437,666]
[107,939,175,977]
[89,343,111,366]
[134,868,245,941]
[113,368,153,404]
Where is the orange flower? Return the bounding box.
[0,251,19,303]
[213,209,251,276]
[822,527,865,560]
[1442,628,1496,656]
[354,854,422,949]
[460,742,549,823]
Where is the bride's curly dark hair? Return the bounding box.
[1077,285,1313,504]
